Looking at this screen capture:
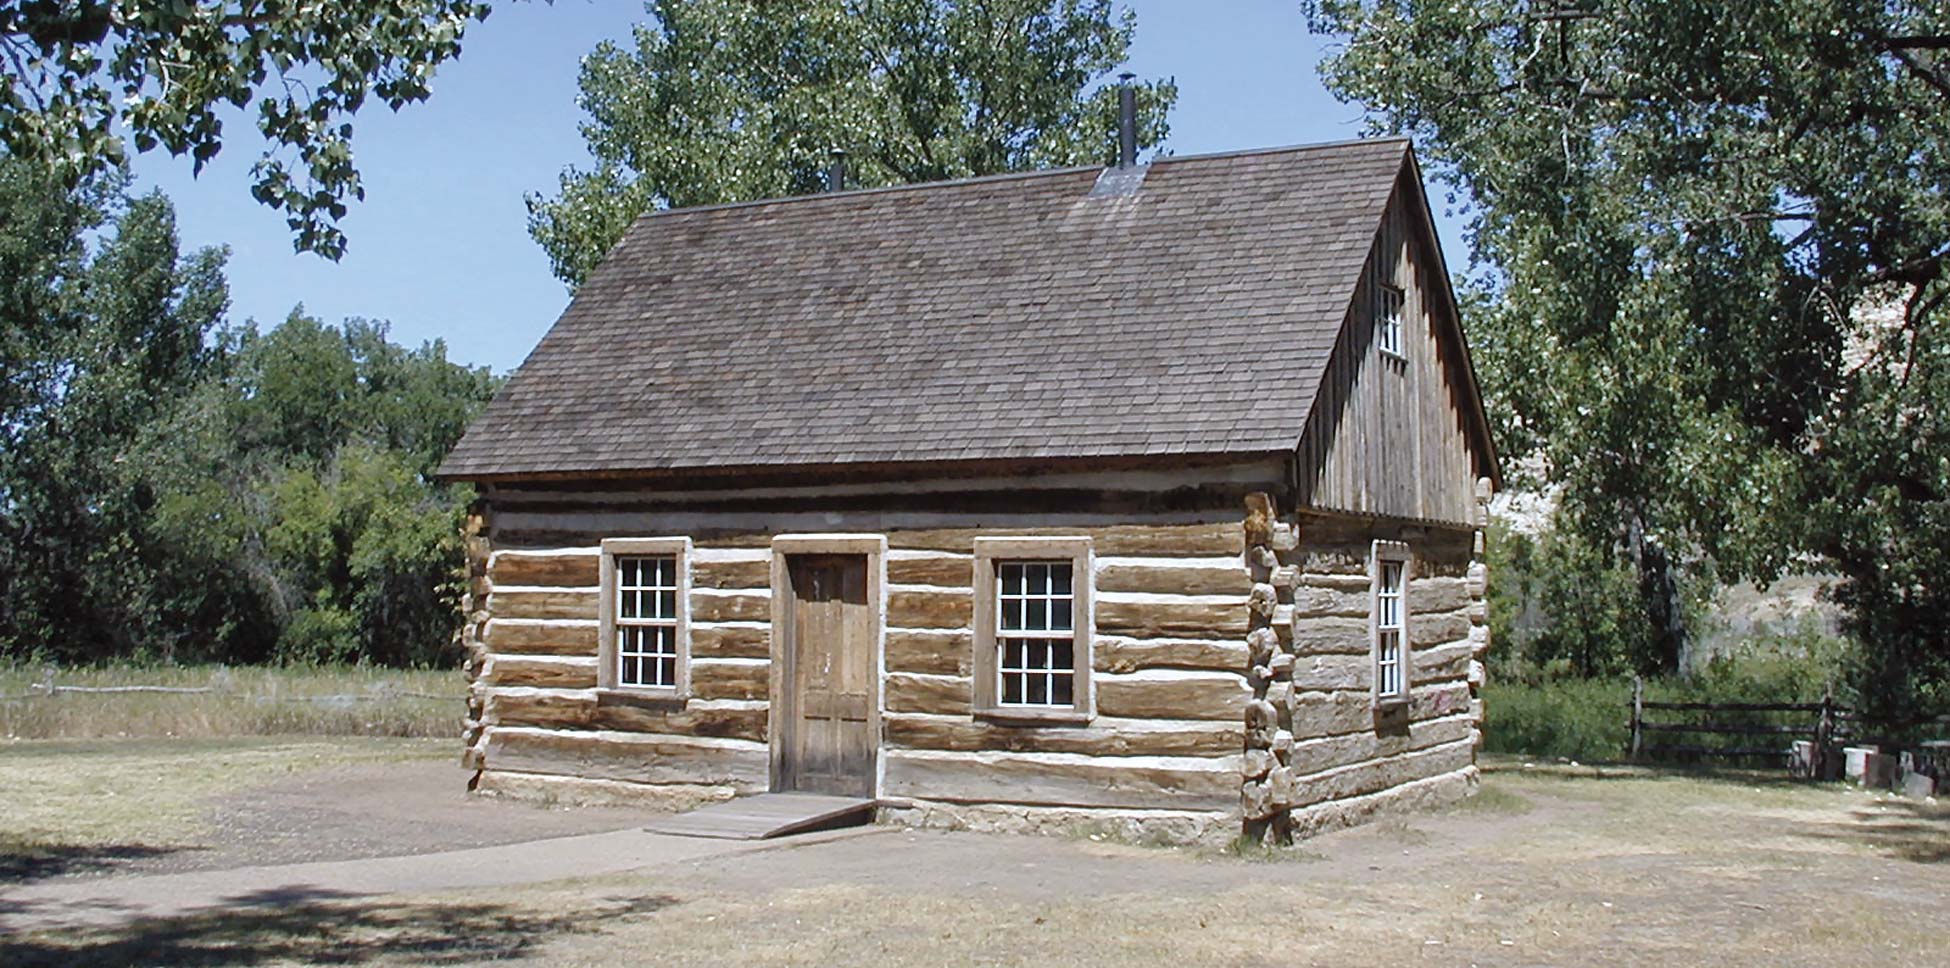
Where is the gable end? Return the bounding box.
[1292,156,1500,527]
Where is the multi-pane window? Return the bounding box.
[1377,284,1405,358]
[599,537,689,695]
[973,537,1092,720]
[996,561,1076,707]
[616,555,680,688]
[1373,541,1410,706]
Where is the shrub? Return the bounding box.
[1482,677,1629,761]
[1483,631,1853,762]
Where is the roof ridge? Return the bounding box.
[635,136,1413,221]
[638,165,1099,221]
[1155,135,1409,166]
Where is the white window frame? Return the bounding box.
[599,537,691,697]
[1371,540,1411,708]
[972,537,1093,724]
[1377,283,1406,360]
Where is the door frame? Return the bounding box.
[767,534,886,797]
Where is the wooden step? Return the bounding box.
[644,792,876,840]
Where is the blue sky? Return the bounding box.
[132,0,1441,374]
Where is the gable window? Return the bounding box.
[1377,283,1405,359]
[1372,540,1410,707]
[973,537,1093,722]
[600,537,691,695]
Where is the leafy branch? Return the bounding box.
[0,0,501,260]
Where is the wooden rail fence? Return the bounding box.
[0,675,459,704]
[1626,676,1837,768]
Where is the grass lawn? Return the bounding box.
[4,752,1946,966]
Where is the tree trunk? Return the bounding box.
[1626,511,1687,676]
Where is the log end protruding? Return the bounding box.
[1245,699,1278,750]
[1243,492,1277,547]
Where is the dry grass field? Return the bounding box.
[2,743,1945,967]
[0,664,466,739]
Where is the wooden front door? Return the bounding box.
[777,554,876,796]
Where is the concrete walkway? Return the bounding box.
[0,824,885,934]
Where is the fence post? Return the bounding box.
[1630,675,1643,761]
[1815,684,1835,781]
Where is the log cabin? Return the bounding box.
[438,134,1500,844]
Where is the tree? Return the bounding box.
[134,311,499,666]
[1302,1,1950,711]
[0,165,500,666]
[528,0,1177,287]
[0,0,500,259]
[0,166,229,661]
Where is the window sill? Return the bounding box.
[975,706,1093,727]
[1379,348,1408,364]
[596,688,687,711]
[1373,697,1411,721]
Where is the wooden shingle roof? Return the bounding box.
[440,138,1413,481]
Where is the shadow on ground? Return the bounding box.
[1481,758,1950,864]
[0,889,679,966]
[0,840,198,884]
[1798,799,1950,864]
[1480,759,1811,790]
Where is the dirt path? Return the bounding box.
[0,738,658,882]
[3,751,1946,966]
[0,825,886,934]
[497,766,1950,967]
[181,760,659,873]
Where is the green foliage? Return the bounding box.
[1527,527,1650,678]
[234,313,361,462]
[0,163,228,662]
[529,0,1178,286]
[0,0,496,259]
[260,444,469,666]
[1305,1,1950,715]
[1813,300,1950,718]
[1482,678,1629,761]
[1485,629,1852,762]
[1489,514,1713,678]
[130,313,496,667]
[1485,675,1791,764]
[227,314,495,474]
[0,167,497,668]
[1487,514,1856,760]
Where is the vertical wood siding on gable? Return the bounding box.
[1295,174,1487,526]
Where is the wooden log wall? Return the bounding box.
[1238,493,1294,839]
[464,537,778,794]
[482,462,1286,550]
[461,463,1280,811]
[1235,504,1489,842]
[877,520,1251,810]
[461,466,1492,826]
[459,504,491,770]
